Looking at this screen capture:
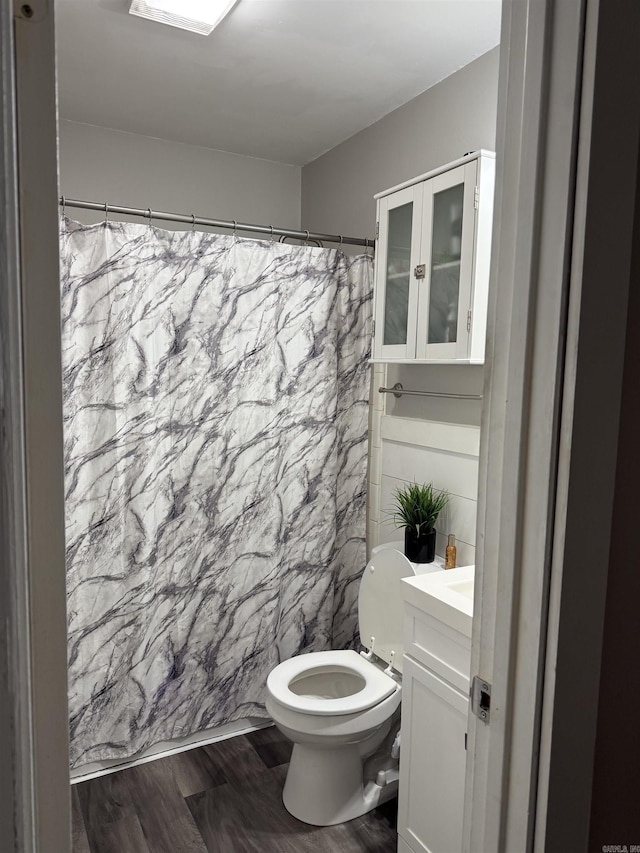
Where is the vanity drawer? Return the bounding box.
[403,601,471,693]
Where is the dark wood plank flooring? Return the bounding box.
[73,727,397,853]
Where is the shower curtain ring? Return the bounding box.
[339,235,343,247]
[304,230,310,244]
[104,202,109,223]
[232,220,237,241]
[61,195,66,217]
[191,214,196,232]
[269,225,274,242]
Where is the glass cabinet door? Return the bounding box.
[383,201,412,346]
[416,162,477,360]
[373,184,422,359]
[428,182,464,344]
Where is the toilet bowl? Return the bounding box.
[266,545,418,826]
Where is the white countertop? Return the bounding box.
[402,564,475,637]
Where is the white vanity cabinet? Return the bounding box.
[373,151,495,364]
[397,568,474,853]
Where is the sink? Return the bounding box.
[402,564,475,637]
[447,578,474,600]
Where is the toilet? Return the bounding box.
[266,545,421,826]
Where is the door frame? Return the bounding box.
[465,0,640,850]
[0,1,70,851]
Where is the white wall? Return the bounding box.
[383,364,484,428]
[371,363,483,562]
[301,47,500,240]
[302,49,499,561]
[58,120,301,231]
[369,372,480,566]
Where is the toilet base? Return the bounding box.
[282,731,398,826]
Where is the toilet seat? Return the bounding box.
[267,650,397,716]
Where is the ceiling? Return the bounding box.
[55,0,501,166]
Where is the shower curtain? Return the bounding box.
[60,217,373,768]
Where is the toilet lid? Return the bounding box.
[358,548,415,673]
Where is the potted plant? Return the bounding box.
[390,482,449,563]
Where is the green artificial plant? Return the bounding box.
[390,481,449,536]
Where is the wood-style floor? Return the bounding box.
[72,727,398,853]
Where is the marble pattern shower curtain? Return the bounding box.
[60,218,372,768]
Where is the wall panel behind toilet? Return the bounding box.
[373,416,480,566]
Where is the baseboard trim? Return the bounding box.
[70,717,273,785]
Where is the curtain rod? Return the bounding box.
[59,197,375,249]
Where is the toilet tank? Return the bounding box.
[357,547,415,674]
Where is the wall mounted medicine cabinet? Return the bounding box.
[372,151,495,364]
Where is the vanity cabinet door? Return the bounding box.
[398,655,468,853]
[373,184,423,360]
[415,162,478,361]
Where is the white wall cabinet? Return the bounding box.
[373,151,495,364]
[398,584,473,853]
